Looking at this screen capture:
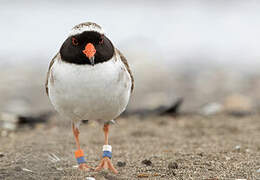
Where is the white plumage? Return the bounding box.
[48,52,132,126]
[69,22,104,36]
[45,22,133,173]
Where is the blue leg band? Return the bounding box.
[76,156,86,164]
[103,151,112,159]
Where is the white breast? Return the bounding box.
[48,53,131,123]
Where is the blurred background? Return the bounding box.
[1,0,260,116]
[1,1,260,179]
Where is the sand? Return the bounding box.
[0,114,260,180]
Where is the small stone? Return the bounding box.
[137,173,149,178]
[142,159,152,166]
[0,152,4,158]
[15,166,22,171]
[225,156,231,161]
[72,165,78,168]
[224,94,252,113]
[0,113,19,130]
[86,177,95,180]
[168,162,178,169]
[56,167,63,171]
[103,174,117,180]
[234,145,241,151]
[153,173,160,176]
[200,102,223,116]
[257,168,260,173]
[22,168,33,173]
[116,161,126,167]
[198,152,203,157]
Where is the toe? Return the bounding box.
[94,158,118,174]
[79,163,92,171]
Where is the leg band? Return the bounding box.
[102,145,112,159]
[75,149,86,164]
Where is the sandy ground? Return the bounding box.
[0,114,260,180]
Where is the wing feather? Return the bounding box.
[116,49,134,93]
[45,53,58,96]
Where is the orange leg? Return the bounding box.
[72,123,92,171]
[95,124,118,174]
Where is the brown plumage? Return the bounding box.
[116,49,134,93]
[45,53,58,96]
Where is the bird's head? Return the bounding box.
[60,22,114,65]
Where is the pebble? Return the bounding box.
[225,156,231,161]
[168,162,178,169]
[22,168,33,173]
[117,161,126,167]
[200,102,223,116]
[234,145,241,151]
[224,94,252,114]
[257,168,260,173]
[0,113,19,130]
[15,166,22,171]
[142,159,152,166]
[198,152,203,157]
[0,152,4,158]
[86,177,95,180]
[137,173,149,178]
[153,173,159,176]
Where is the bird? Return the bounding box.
[45,22,134,174]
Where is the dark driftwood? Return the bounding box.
[160,98,183,116]
[0,111,52,130]
[122,98,184,118]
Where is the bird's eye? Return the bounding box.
[99,36,104,44]
[72,37,79,46]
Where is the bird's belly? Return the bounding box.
[48,59,131,121]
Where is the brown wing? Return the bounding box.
[45,53,58,96]
[117,49,134,93]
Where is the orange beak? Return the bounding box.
[82,43,96,65]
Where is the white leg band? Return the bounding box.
[103,145,112,152]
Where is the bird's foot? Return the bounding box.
[75,149,93,171]
[78,163,93,171]
[95,157,118,174]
